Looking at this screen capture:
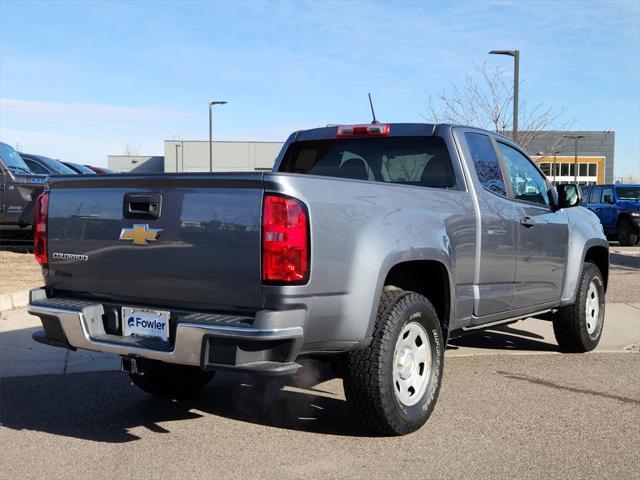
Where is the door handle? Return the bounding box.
[520,216,536,228]
[123,193,162,220]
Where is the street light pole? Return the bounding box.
[489,49,519,143]
[563,135,585,184]
[209,101,228,173]
[551,150,564,185]
[175,143,180,173]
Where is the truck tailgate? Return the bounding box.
[45,173,264,312]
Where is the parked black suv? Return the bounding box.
[0,142,47,239]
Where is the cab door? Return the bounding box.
[455,129,518,318]
[496,141,569,308]
[599,187,617,231]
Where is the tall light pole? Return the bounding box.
[489,49,519,143]
[553,150,561,185]
[209,101,228,173]
[563,135,584,184]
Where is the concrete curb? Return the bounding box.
[0,290,30,313]
[610,252,640,269]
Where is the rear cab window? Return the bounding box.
[464,132,507,196]
[278,136,456,189]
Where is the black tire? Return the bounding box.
[129,359,214,398]
[343,290,444,435]
[553,262,605,352]
[617,217,639,246]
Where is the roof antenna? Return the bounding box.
[368,93,379,124]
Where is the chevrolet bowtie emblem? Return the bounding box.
[119,224,162,245]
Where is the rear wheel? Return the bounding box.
[617,217,639,246]
[343,290,444,435]
[129,359,214,398]
[553,262,605,352]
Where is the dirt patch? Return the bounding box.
[0,251,43,294]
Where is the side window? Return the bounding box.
[465,132,506,196]
[601,188,613,204]
[497,142,550,206]
[589,188,600,203]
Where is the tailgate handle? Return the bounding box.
[123,193,162,219]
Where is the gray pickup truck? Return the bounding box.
[28,123,608,435]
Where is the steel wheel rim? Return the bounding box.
[392,321,432,407]
[585,280,600,335]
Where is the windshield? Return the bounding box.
[616,186,640,201]
[279,136,455,188]
[0,143,32,174]
[35,155,77,174]
[68,162,97,174]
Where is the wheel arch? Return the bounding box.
[381,260,452,342]
[583,244,609,292]
[616,212,633,227]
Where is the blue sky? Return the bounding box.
[1,0,638,176]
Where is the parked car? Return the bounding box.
[62,161,97,174]
[0,142,47,238]
[20,153,78,176]
[85,165,117,174]
[28,123,608,435]
[582,184,640,245]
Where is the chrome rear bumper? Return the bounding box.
[28,288,305,375]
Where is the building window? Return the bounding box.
[579,164,588,176]
[540,163,551,175]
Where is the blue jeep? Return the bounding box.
[582,184,640,245]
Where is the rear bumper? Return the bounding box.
[28,288,305,375]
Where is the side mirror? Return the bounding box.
[557,184,582,209]
[547,187,559,210]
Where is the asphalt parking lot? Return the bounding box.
[1,354,638,480]
[1,248,639,479]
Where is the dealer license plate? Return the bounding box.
[122,307,170,341]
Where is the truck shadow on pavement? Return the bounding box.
[0,324,564,443]
[448,324,560,352]
[0,360,371,442]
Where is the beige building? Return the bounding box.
[164,140,283,173]
[108,140,284,173]
[532,155,606,186]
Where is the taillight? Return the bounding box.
[336,124,390,138]
[262,194,309,284]
[34,190,50,265]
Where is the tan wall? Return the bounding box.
[164,141,283,173]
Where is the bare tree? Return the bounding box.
[618,173,640,184]
[427,63,573,150]
[123,141,141,156]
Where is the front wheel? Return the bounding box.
[129,358,215,398]
[553,262,605,352]
[617,217,639,246]
[343,290,444,435]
